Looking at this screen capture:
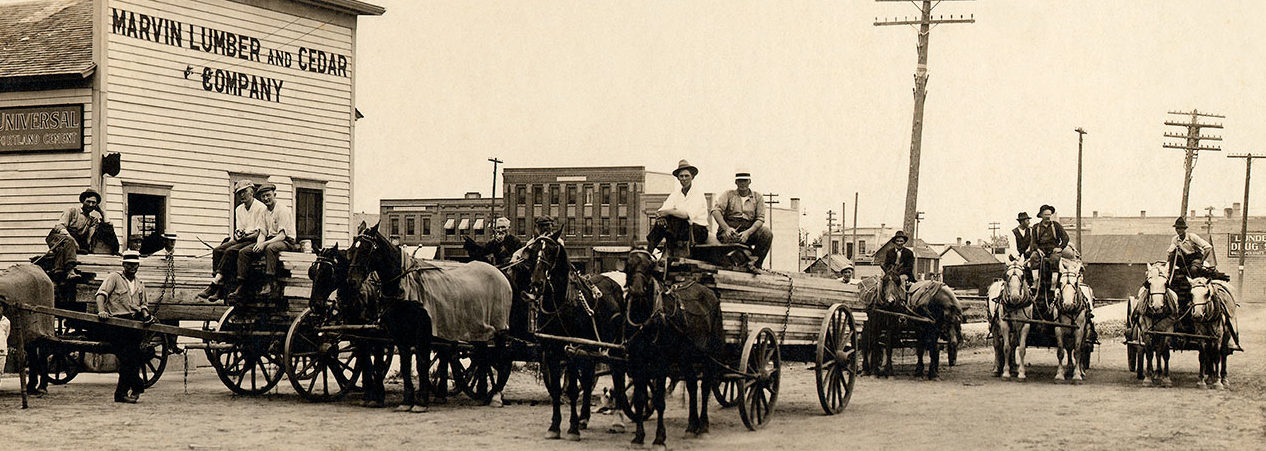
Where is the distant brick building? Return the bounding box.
[379,193,503,260]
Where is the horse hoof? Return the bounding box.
[579,419,589,430]
[652,444,668,451]
[410,405,429,413]
[1000,374,1009,381]
[1221,380,1231,390]
[1213,382,1225,390]
[365,400,386,408]
[608,423,627,434]
[1054,374,1065,382]
[1195,381,1206,389]
[1161,378,1173,388]
[928,375,942,382]
[545,430,561,440]
[489,394,504,408]
[394,404,413,412]
[566,432,581,442]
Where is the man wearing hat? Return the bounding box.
[711,170,773,268]
[880,231,916,289]
[231,183,298,302]
[1009,212,1033,261]
[43,188,108,283]
[199,180,266,300]
[93,250,154,403]
[647,160,709,257]
[466,217,523,266]
[1028,205,1069,298]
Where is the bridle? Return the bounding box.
[1001,261,1030,308]
[1188,278,1220,322]
[1142,262,1174,317]
[1055,264,1088,315]
[522,235,602,340]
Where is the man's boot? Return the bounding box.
[227,280,251,301]
[257,277,274,298]
[197,282,221,300]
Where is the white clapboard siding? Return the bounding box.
[103,0,355,256]
[0,89,94,266]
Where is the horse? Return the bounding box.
[0,264,57,397]
[906,280,964,381]
[346,225,513,412]
[1132,262,1177,387]
[859,274,910,378]
[622,250,724,450]
[1188,277,1236,389]
[516,231,626,441]
[1052,258,1092,383]
[987,259,1034,380]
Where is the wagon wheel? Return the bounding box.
[815,304,858,415]
[140,332,170,389]
[712,378,742,408]
[429,349,467,397]
[207,307,285,396]
[461,344,510,404]
[610,366,654,421]
[737,328,780,430]
[43,348,82,385]
[284,308,361,402]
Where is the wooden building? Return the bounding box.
[0,0,384,265]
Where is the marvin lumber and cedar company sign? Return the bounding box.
[0,104,85,153]
[1228,233,1266,258]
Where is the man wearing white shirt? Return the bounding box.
[231,183,299,302]
[199,180,266,301]
[647,160,709,257]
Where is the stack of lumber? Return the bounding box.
[72,252,317,321]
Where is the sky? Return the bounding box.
[351,0,1266,244]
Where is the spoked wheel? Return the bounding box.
[610,367,653,421]
[284,308,363,402]
[429,349,467,397]
[461,345,510,404]
[44,348,82,385]
[712,378,741,408]
[737,328,781,430]
[140,332,170,389]
[815,304,858,415]
[206,306,285,396]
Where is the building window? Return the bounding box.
[859,240,867,255]
[391,216,401,236]
[618,217,628,236]
[474,217,485,235]
[567,218,577,236]
[533,185,543,206]
[584,218,594,236]
[567,185,577,206]
[550,185,560,205]
[618,184,629,205]
[517,217,526,235]
[601,218,610,236]
[444,216,456,236]
[294,180,326,248]
[831,241,839,255]
[601,185,612,205]
[584,185,594,205]
[123,184,170,254]
[515,185,526,206]
[423,217,431,235]
[406,217,416,236]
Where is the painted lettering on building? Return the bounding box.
[1229,233,1266,258]
[0,105,84,153]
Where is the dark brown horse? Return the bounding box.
[305,244,395,405]
[518,231,625,441]
[859,274,907,378]
[622,250,724,450]
[0,263,57,397]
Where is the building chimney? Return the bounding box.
[1092,211,1098,218]
[1190,210,1196,218]
[1233,202,1242,219]
[1225,207,1234,218]
[790,198,801,211]
[1140,210,1146,218]
[956,237,962,245]
[464,192,481,199]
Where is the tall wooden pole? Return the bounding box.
[1229,153,1264,296]
[1164,110,1223,216]
[488,157,503,220]
[1075,127,1086,253]
[875,0,974,235]
[851,192,859,260]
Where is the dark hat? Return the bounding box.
[535,216,555,226]
[256,183,277,195]
[892,230,909,242]
[1038,204,1055,215]
[79,188,101,203]
[1016,212,1031,222]
[1173,217,1187,228]
[672,159,699,177]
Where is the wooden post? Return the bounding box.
[1229,153,1264,296]
[1164,110,1223,216]
[1075,127,1087,253]
[16,309,28,409]
[851,192,859,260]
[488,157,503,221]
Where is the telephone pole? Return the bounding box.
[1164,110,1223,217]
[1228,153,1265,295]
[851,192,859,260]
[1203,206,1218,267]
[914,211,926,241]
[988,222,1000,251]
[766,193,780,268]
[1075,127,1087,253]
[875,0,975,235]
[825,209,837,255]
[841,201,848,256]
[488,157,503,220]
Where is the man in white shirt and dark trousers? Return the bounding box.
[94,250,154,403]
[199,180,266,301]
[230,183,299,306]
[646,160,710,258]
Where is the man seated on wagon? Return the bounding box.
[646,160,709,259]
[1027,204,1069,299]
[880,231,915,292]
[711,170,773,268]
[465,217,523,266]
[198,180,266,301]
[228,183,299,303]
[39,188,109,284]
[1165,217,1230,303]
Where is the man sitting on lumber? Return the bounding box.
[228,183,299,304]
[199,180,266,301]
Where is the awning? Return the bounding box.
[458,219,470,230]
[443,219,456,230]
[592,246,633,253]
[473,218,485,231]
[412,246,439,259]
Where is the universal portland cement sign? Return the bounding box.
[0,104,84,153]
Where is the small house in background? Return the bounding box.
[1080,234,1173,299]
[804,255,855,278]
[940,245,1001,267]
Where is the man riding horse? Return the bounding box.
[1028,205,1069,301]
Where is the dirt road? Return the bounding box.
[3,305,1263,450]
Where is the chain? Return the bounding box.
[151,250,176,318]
[779,275,793,343]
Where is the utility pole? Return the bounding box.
[1228,153,1264,296]
[488,157,503,221]
[1204,206,1217,267]
[1164,110,1223,216]
[825,209,837,255]
[988,221,1000,251]
[841,201,847,256]
[875,0,975,235]
[1075,127,1087,253]
[766,193,780,268]
[914,211,926,241]
[851,192,859,260]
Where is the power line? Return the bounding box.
[1164,109,1223,216]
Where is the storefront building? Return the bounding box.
[0,0,384,264]
[379,193,504,260]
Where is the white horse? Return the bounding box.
[1053,258,1092,383]
[987,259,1033,380]
[1132,262,1177,386]
[1189,277,1236,389]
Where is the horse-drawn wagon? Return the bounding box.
[1125,262,1241,388]
[986,256,1097,383]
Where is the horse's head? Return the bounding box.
[622,249,659,322]
[880,274,907,306]
[307,243,347,308]
[521,230,566,302]
[1057,261,1087,314]
[347,224,400,296]
[1142,261,1173,315]
[1004,260,1028,302]
[1189,277,1218,321]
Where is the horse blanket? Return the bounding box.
[906,280,948,313]
[0,263,56,348]
[399,258,513,342]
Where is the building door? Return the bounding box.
[295,187,323,248]
[126,193,166,253]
